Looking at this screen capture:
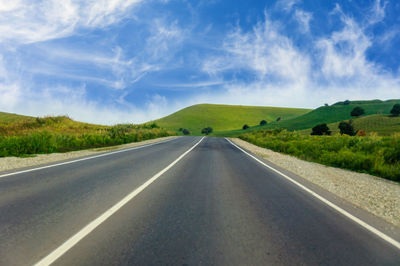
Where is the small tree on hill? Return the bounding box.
[344,100,351,105]
[390,104,400,116]
[276,117,281,122]
[339,121,355,136]
[182,129,190,135]
[201,127,213,135]
[311,124,331,136]
[242,124,249,130]
[260,120,267,126]
[351,107,365,117]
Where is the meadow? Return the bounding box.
[240,129,400,182]
[155,104,310,135]
[216,99,400,137]
[0,114,173,157]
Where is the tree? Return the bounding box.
[344,100,351,105]
[260,120,267,126]
[201,127,213,135]
[276,117,281,122]
[178,128,183,132]
[350,106,365,117]
[339,121,355,136]
[311,124,331,136]
[242,124,249,130]
[390,104,400,116]
[182,129,190,135]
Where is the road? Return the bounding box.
[0,136,399,265]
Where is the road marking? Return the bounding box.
[34,136,204,266]
[226,138,400,251]
[0,138,177,179]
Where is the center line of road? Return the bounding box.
[34,136,205,266]
[226,138,400,251]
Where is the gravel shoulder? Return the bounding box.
[231,138,400,228]
[0,136,178,173]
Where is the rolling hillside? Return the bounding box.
[217,99,400,136]
[300,114,400,136]
[155,104,311,135]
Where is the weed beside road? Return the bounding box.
[0,116,174,157]
[240,129,400,182]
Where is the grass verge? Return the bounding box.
[240,129,400,182]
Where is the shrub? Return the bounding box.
[276,117,281,122]
[201,127,213,135]
[390,104,400,116]
[239,129,400,182]
[339,121,355,136]
[242,124,249,130]
[344,100,351,105]
[351,106,365,117]
[311,124,331,136]
[260,120,267,126]
[182,129,190,135]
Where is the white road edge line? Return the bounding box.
[226,138,400,251]
[34,136,205,266]
[0,137,177,179]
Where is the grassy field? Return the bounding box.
[218,99,400,137]
[155,104,311,135]
[0,112,173,157]
[300,114,400,136]
[240,129,400,182]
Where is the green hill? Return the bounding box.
[155,104,311,135]
[0,111,35,123]
[300,114,400,136]
[217,99,400,137]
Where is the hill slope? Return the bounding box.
[217,99,400,136]
[300,114,400,136]
[155,104,311,135]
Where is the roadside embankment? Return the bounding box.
[0,136,177,173]
[231,138,400,228]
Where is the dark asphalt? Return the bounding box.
[0,137,399,265]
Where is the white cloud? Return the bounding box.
[203,13,311,86]
[198,7,400,109]
[0,0,143,44]
[275,0,301,12]
[294,9,312,33]
[368,0,387,25]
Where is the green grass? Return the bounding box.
[155,104,311,135]
[0,111,35,123]
[240,129,400,182]
[0,112,174,157]
[219,99,400,137]
[300,114,400,136]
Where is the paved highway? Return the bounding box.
[0,137,399,265]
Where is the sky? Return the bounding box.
[0,0,399,125]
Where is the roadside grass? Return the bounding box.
[239,129,400,182]
[0,115,174,157]
[155,103,311,135]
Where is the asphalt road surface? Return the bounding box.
[0,136,399,265]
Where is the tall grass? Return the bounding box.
[240,129,400,182]
[0,120,173,157]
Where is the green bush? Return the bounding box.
[0,125,172,157]
[239,130,400,182]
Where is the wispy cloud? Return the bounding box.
[0,0,144,45]
[275,0,301,12]
[199,4,400,108]
[294,9,312,33]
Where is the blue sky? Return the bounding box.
[0,0,399,124]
